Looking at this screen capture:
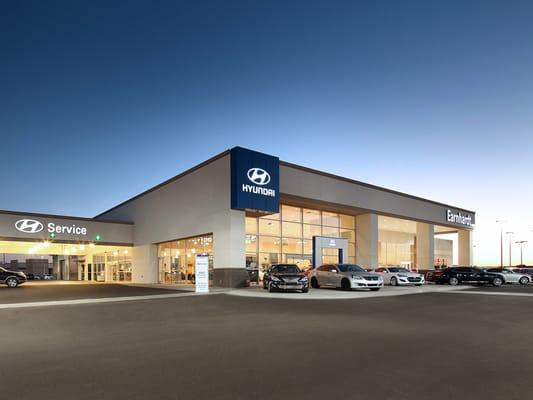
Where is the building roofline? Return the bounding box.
[94,149,231,218]
[0,209,133,225]
[279,160,476,215]
[94,146,475,219]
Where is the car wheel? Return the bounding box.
[519,277,529,285]
[390,277,398,286]
[268,282,275,293]
[341,278,351,291]
[492,277,503,287]
[302,287,309,293]
[311,277,320,289]
[263,282,268,290]
[448,277,459,286]
[6,277,18,288]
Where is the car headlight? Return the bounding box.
[398,274,408,278]
[298,277,308,282]
[271,276,281,282]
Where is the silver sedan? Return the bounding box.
[486,268,530,285]
[309,264,383,291]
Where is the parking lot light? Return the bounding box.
[506,232,514,267]
[515,240,528,265]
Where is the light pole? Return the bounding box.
[515,240,528,266]
[496,220,506,268]
[506,232,514,267]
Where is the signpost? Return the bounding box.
[195,254,209,293]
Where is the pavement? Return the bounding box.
[0,281,188,303]
[1,283,533,400]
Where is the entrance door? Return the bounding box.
[312,236,348,267]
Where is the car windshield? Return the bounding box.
[271,265,300,274]
[388,268,410,273]
[338,264,366,273]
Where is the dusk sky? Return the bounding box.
[2,1,532,265]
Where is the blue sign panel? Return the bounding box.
[231,147,280,213]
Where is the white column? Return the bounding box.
[132,244,159,283]
[416,222,435,271]
[213,209,246,270]
[458,229,473,266]
[356,214,378,269]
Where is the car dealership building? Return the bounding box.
[0,147,475,287]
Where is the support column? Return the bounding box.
[356,214,378,269]
[132,244,159,283]
[458,229,473,266]
[416,222,435,271]
[212,209,248,287]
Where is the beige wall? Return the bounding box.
[98,154,246,283]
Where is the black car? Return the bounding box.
[263,264,309,293]
[431,267,503,286]
[0,267,27,288]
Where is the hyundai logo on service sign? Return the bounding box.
[231,147,280,213]
[15,219,44,233]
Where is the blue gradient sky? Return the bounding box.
[2,1,532,265]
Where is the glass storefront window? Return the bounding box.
[282,205,301,223]
[282,221,302,238]
[246,204,357,275]
[303,208,321,225]
[303,224,321,239]
[245,235,257,252]
[281,237,303,254]
[259,219,281,236]
[322,212,340,228]
[322,226,339,237]
[259,236,280,253]
[245,217,257,234]
[340,214,355,229]
[158,234,213,285]
[340,228,355,243]
[303,239,313,255]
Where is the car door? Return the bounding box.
[376,268,390,284]
[457,267,474,283]
[328,265,341,287]
[315,265,330,286]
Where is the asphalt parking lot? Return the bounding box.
[1,284,533,400]
[0,282,185,303]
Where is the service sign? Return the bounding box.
[195,254,210,293]
[230,147,280,213]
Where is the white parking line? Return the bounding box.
[446,290,533,298]
[0,292,214,310]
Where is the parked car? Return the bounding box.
[43,274,54,280]
[309,264,383,291]
[486,268,530,285]
[0,267,27,288]
[427,267,503,286]
[374,267,425,286]
[263,264,309,293]
[513,267,533,280]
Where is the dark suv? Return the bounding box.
[0,267,27,288]
[429,267,503,286]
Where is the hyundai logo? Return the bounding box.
[15,219,44,234]
[247,168,271,185]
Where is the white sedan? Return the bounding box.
[374,267,425,286]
